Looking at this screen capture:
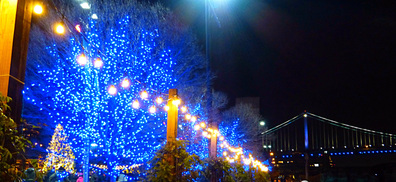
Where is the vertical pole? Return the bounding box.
[0,0,32,125]
[303,112,309,180]
[166,89,178,143]
[166,89,178,179]
[83,137,90,182]
[304,112,308,150]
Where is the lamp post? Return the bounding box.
[260,121,265,148]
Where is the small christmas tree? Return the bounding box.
[42,124,75,173]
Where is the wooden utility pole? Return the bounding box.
[0,0,33,124]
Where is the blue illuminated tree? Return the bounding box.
[23,0,209,178]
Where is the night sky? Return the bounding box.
[165,0,396,133]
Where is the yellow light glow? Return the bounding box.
[172,99,181,106]
[94,58,103,68]
[75,24,82,33]
[200,122,206,128]
[132,100,139,109]
[140,91,148,99]
[219,136,224,141]
[33,4,43,14]
[156,97,163,104]
[164,105,169,111]
[262,166,269,172]
[220,143,224,148]
[181,106,187,113]
[77,54,87,66]
[149,106,156,113]
[194,124,200,130]
[191,116,197,122]
[185,114,191,120]
[108,85,117,95]
[270,152,274,156]
[121,79,130,88]
[244,159,251,165]
[55,24,65,34]
[223,151,227,156]
[202,131,208,137]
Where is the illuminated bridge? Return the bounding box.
[261,112,396,181]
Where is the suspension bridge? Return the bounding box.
[261,112,396,181]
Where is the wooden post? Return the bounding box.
[166,89,178,143]
[0,0,33,124]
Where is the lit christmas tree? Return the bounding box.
[23,0,209,179]
[43,124,75,173]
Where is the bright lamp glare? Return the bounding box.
[194,124,200,130]
[191,116,197,122]
[172,99,181,106]
[181,106,187,113]
[80,2,90,9]
[149,106,156,113]
[156,97,163,104]
[121,79,130,88]
[132,100,139,109]
[55,24,65,34]
[33,4,43,14]
[77,54,87,66]
[108,85,117,95]
[164,105,170,111]
[185,114,191,120]
[200,122,206,128]
[140,91,148,99]
[94,58,103,68]
[91,14,98,19]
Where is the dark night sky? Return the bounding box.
[165,0,396,133]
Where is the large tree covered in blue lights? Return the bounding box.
[23,0,209,177]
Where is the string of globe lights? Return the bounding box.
[95,64,269,172]
[32,0,269,173]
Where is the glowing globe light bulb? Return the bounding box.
[94,58,103,68]
[121,79,130,88]
[75,24,82,33]
[185,114,191,120]
[181,106,187,113]
[149,106,156,113]
[77,54,87,66]
[244,159,251,165]
[164,105,169,111]
[262,166,269,172]
[156,97,163,104]
[202,131,208,137]
[223,151,228,156]
[207,134,212,139]
[33,4,43,14]
[194,124,200,131]
[55,24,65,34]
[191,116,197,122]
[108,85,117,95]
[219,136,224,141]
[140,91,148,99]
[220,143,224,148]
[132,100,139,109]
[172,99,181,106]
[200,122,206,128]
